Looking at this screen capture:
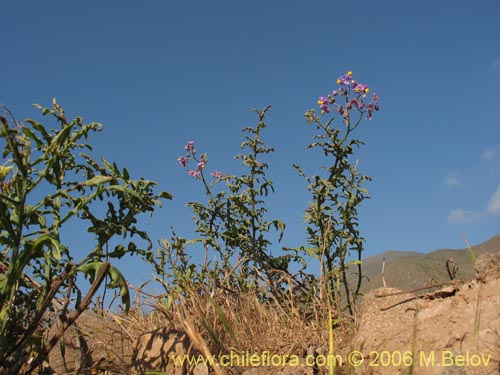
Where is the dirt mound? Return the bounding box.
[47,311,133,374]
[132,327,205,375]
[353,252,500,374]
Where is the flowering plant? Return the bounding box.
[177,141,223,193]
[166,71,379,313]
[317,70,379,120]
[162,106,292,299]
[295,70,379,314]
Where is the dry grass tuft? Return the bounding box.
[44,278,357,374]
[129,277,357,371]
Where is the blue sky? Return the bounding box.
[2,1,500,287]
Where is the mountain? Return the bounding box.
[351,234,500,294]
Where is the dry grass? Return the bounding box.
[40,274,358,374]
[134,280,355,360]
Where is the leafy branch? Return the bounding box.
[0,100,171,373]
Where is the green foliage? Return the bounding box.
[0,71,378,373]
[158,75,378,318]
[295,96,373,315]
[158,106,301,302]
[0,100,170,373]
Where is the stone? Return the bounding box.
[132,327,206,375]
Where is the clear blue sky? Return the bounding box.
[2,1,500,287]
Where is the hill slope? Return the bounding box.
[352,234,500,294]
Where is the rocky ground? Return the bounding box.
[46,252,500,375]
[354,251,500,375]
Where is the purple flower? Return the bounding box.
[197,161,206,170]
[177,156,188,167]
[336,70,353,86]
[366,103,375,120]
[187,169,201,178]
[354,83,369,94]
[318,96,331,114]
[320,105,330,114]
[184,141,195,156]
[317,96,328,105]
[316,71,380,120]
[211,171,222,179]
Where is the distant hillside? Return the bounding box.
[350,234,500,294]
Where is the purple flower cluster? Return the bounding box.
[178,141,223,179]
[317,71,379,120]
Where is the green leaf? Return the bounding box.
[212,300,239,346]
[78,261,104,283]
[108,244,126,258]
[105,185,144,202]
[0,165,13,181]
[107,265,130,312]
[81,175,113,186]
[21,125,44,149]
[30,119,52,142]
[164,294,174,311]
[158,191,173,200]
[53,124,73,148]
[78,262,130,313]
